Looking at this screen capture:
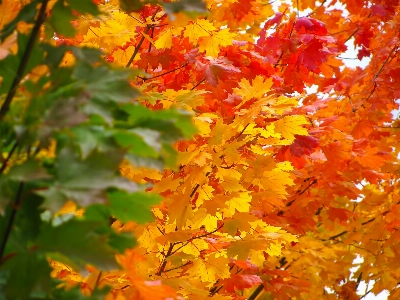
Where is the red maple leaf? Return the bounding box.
[222,274,262,293]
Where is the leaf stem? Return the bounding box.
[0,0,49,122]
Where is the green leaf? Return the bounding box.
[71,47,102,65]
[48,284,111,300]
[73,62,140,104]
[119,0,155,12]
[42,44,71,69]
[43,94,88,128]
[0,251,51,299]
[16,32,45,73]
[37,147,138,211]
[108,231,136,253]
[8,192,44,251]
[84,204,111,222]
[125,153,164,170]
[49,1,75,37]
[36,219,120,271]
[162,0,207,14]
[108,190,161,223]
[69,0,100,16]
[7,159,51,182]
[54,147,123,189]
[161,143,178,170]
[114,130,159,158]
[122,103,197,138]
[0,55,18,95]
[70,127,99,159]
[84,204,137,252]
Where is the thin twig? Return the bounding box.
[344,27,359,44]
[170,224,224,256]
[139,63,189,81]
[190,78,206,90]
[274,21,296,68]
[164,261,192,273]
[307,0,328,17]
[298,179,317,195]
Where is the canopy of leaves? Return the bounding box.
[0,0,400,299]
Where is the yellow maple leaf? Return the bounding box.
[197,184,214,206]
[151,175,181,193]
[220,176,243,193]
[198,28,235,57]
[190,208,219,231]
[184,19,217,44]
[193,254,230,282]
[137,225,163,250]
[161,89,207,110]
[234,76,273,103]
[266,95,299,115]
[154,28,173,49]
[182,239,209,256]
[242,123,281,139]
[224,192,251,217]
[215,167,242,180]
[112,46,135,67]
[260,169,294,197]
[273,115,309,141]
[193,116,213,136]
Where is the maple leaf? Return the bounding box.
[224,192,251,217]
[160,89,207,110]
[234,75,273,104]
[5,1,400,299]
[192,254,231,282]
[184,19,217,44]
[154,28,173,49]
[198,28,236,57]
[222,274,262,293]
[273,115,309,141]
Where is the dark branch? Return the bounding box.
[0,182,25,262]
[0,0,49,122]
[248,284,264,300]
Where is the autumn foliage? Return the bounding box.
[1,0,400,299]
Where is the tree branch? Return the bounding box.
[329,230,348,240]
[125,31,148,68]
[0,141,18,175]
[0,0,49,122]
[156,242,175,276]
[248,284,264,300]
[0,182,24,262]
